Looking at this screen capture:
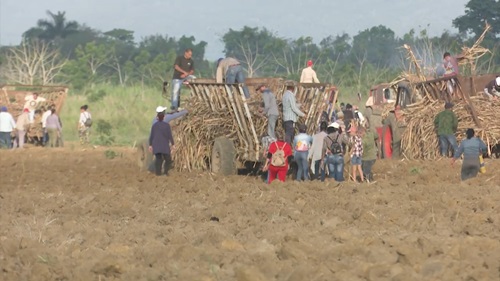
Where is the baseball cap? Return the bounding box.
[328,122,340,129]
[156,106,167,113]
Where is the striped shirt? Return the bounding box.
[282,90,305,122]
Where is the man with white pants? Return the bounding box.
[24,92,46,123]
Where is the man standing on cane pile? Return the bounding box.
[216,57,250,99]
[256,84,279,139]
[300,60,320,83]
[171,48,195,111]
[434,102,458,157]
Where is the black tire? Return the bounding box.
[211,137,236,175]
[137,139,153,172]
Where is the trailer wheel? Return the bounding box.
[211,137,236,175]
[137,139,153,172]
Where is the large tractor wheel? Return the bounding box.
[211,137,236,176]
[137,139,153,172]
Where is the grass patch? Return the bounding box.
[60,83,190,146]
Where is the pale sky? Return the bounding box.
[0,0,469,59]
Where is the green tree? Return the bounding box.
[222,26,281,77]
[104,28,135,44]
[453,0,500,39]
[23,11,79,42]
[350,25,398,67]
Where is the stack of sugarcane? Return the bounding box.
[401,96,500,159]
[171,97,284,172]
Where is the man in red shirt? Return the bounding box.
[262,131,293,183]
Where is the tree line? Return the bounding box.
[0,0,498,94]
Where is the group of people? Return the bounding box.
[167,48,490,182]
[0,93,65,149]
[434,101,488,181]
[257,75,491,183]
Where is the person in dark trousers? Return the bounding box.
[434,102,458,157]
[282,84,306,145]
[149,112,175,176]
[361,125,379,182]
[256,84,279,139]
[451,128,487,181]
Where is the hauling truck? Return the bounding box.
[137,78,337,175]
[0,84,68,144]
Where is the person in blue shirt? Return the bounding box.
[451,128,487,181]
[152,106,188,126]
[147,106,187,172]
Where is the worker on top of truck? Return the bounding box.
[171,48,195,111]
[300,60,320,83]
[483,76,500,100]
[441,52,461,96]
[216,57,250,99]
[24,92,46,123]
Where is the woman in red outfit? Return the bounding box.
[262,132,293,183]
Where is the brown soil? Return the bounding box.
[1,146,500,281]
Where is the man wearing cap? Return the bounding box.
[300,60,320,83]
[171,48,195,111]
[483,76,500,100]
[434,102,458,157]
[282,84,306,145]
[149,112,175,176]
[152,106,188,126]
[321,122,349,182]
[256,85,279,139]
[216,57,250,99]
[0,106,16,149]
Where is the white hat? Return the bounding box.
[328,122,340,129]
[365,96,374,107]
[156,106,167,113]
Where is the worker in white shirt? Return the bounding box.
[0,106,16,149]
[300,60,320,83]
[24,92,46,123]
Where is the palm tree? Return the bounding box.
[27,10,79,41]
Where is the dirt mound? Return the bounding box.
[1,146,499,280]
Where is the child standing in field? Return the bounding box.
[350,126,364,182]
